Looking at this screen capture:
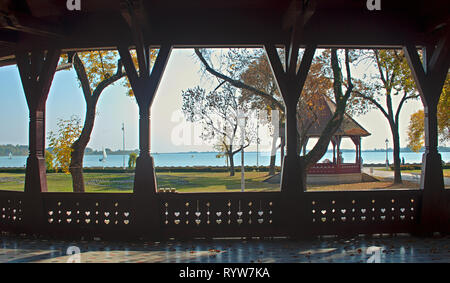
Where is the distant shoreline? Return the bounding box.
[2,149,450,156]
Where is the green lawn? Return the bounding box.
[0,171,280,193]
[2,170,440,193]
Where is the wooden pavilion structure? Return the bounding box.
[305,95,371,175]
[0,0,449,239]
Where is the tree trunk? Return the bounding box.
[299,156,308,190]
[269,130,278,175]
[269,154,276,175]
[391,126,403,184]
[69,100,97,192]
[229,150,235,176]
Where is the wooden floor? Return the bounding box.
[1,234,449,263]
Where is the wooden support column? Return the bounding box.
[16,48,61,194]
[264,44,315,194]
[350,136,360,164]
[119,0,172,196]
[118,45,171,196]
[16,48,60,234]
[404,30,450,234]
[119,0,172,240]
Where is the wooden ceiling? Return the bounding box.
[0,0,448,65]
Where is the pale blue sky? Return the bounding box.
[0,48,426,153]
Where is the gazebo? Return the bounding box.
[304,95,371,176]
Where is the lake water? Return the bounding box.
[1,151,449,168]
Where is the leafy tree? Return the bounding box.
[128,152,137,168]
[58,49,156,192]
[45,150,54,171]
[48,116,82,173]
[407,74,450,152]
[191,48,360,182]
[353,49,419,183]
[182,83,256,176]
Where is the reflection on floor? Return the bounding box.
[0,234,449,263]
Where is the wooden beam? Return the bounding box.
[0,12,64,38]
[117,45,139,91]
[285,0,316,76]
[120,0,149,77]
[264,44,287,95]
[282,0,317,30]
[0,29,17,46]
[147,44,172,106]
[294,44,316,94]
[404,29,450,103]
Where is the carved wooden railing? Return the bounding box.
[0,191,24,232]
[0,188,448,239]
[308,163,361,174]
[158,192,283,238]
[40,193,136,238]
[304,189,422,235]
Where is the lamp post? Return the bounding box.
[256,110,259,170]
[238,110,246,192]
[385,138,389,170]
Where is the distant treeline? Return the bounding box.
[1,144,449,156]
[356,146,450,153]
[84,148,138,155]
[0,144,28,156]
[0,145,138,156]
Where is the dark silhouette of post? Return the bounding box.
[16,48,61,233]
[404,31,450,234]
[118,0,172,239]
[16,49,60,194]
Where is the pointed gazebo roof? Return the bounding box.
[299,95,371,138]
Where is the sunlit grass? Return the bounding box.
[0,171,431,193]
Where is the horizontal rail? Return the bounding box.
[0,189,448,239]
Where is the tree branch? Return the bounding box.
[195,48,285,112]
[72,52,92,102]
[353,90,390,121]
[395,90,419,124]
[92,59,125,100]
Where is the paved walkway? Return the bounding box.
[362,167,450,186]
[1,234,449,263]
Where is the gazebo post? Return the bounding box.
[264,43,316,194]
[404,32,450,234]
[16,49,60,194]
[350,136,360,164]
[119,1,172,239]
[263,2,316,237]
[358,137,362,164]
[118,2,172,196]
[16,48,60,233]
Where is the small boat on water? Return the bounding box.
[99,148,107,162]
[8,152,12,159]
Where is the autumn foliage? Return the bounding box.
[48,116,82,173]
